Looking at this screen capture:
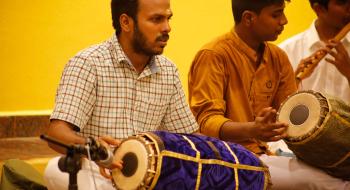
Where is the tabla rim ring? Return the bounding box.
[111,136,157,190]
[277,90,329,142]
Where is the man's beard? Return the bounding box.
[132,24,169,56]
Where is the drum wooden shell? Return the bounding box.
[111,131,271,190]
[277,90,350,180]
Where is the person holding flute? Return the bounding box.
[279,0,350,102]
[269,0,350,181]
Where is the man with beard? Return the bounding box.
[43,0,198,189]
[188,0,350,189]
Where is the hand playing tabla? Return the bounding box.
[98,136,123,179]
[252,107,288,142]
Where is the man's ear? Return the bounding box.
[242,10,256,26]
[312,2,326,17]
[119,13,134,33]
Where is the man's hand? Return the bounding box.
[253,107,288,142]
[324,40,350,81]
[98,136,123,169]
[295,49,327,82]
[97,136,123,179]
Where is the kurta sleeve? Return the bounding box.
[188,49,232,138]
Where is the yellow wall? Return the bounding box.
[0,1,315,113]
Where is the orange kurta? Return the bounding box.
[188,29,297,154]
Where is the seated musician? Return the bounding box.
[271,0,350,159]
[43,0,199,189]
[188,0,350,189]
[280,0,350,102]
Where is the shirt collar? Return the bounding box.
[306,20,350,51]
[110,34,160,74]
[305,20,324,51]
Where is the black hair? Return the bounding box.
[111,0,139,35]
[309,0,329,8]
[231,0,290,23]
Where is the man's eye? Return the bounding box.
[152,17,162,23]
[272,13,282,18]
[336,0,349,5]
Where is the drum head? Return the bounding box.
[278,92,322,140]
[112,139,149,190]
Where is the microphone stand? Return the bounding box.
[41,135,85,190]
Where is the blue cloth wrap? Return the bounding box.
[147,131,269,190]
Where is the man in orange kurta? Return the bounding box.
[189,29,296,154]
[188,0,350,189]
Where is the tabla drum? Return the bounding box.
[111,131,271,190]
[277,90,350,180]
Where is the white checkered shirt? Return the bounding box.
[51,34,198,139]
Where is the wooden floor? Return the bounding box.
[0,115,61,185]
[0,137,59,161]
[0,115,59,162]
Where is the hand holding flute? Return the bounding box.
[295,23,350,85]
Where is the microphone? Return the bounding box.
[85,137,114,168]
[40,135,114,168]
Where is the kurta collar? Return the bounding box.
[230,29,269,65]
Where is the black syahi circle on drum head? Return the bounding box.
[289,104,309,125]
[121,152,138,177]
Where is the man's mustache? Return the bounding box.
[156,34,169,42]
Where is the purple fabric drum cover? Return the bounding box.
[113,131,271,190]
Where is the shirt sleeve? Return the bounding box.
[273,49,298,109]
[50,55,96,130]
[161,67,199,134]
[188,49,232,138]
